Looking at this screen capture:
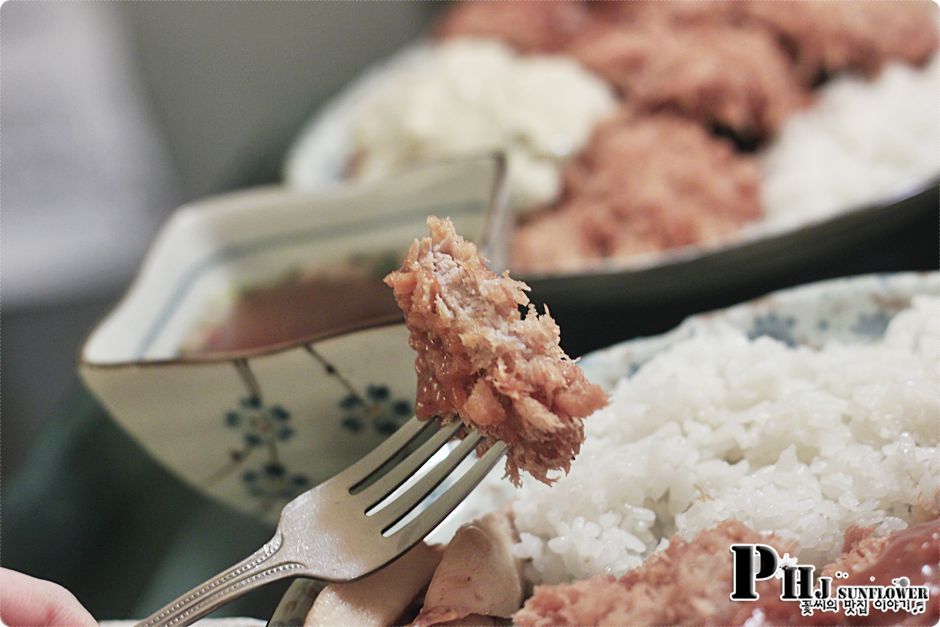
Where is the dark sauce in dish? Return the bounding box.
[185,273,400,355]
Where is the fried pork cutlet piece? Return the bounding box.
[510,208,603,274]
[824,524,894,578]
[515,519,940,626]
[435,1,589,54]
[514,521,794,626]
[587,0,746,27]
[743,0,939,84]
[511,110,760,272]
[567,21,807,139]
[735,519,940,626]
[385,217,607,485]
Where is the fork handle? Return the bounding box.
[135,533,305,627]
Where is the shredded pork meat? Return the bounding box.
[385,217,607,484]
[515,519,940,626]
[514,521,792,626]
[436,1,588,54]
[568,20,806,139]
[512,110,760,272]
[742,1,939,83]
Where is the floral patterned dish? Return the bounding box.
[269,270,938,626]
[79,156,507,521]
[578,271,939,390]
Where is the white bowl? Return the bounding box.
[79,155,508,520]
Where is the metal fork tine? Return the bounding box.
[357,421,463,507]
[369,431,484,531]
[334,416,434,488]
[389,441,508,550]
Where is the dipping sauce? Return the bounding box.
[183,271,401,356]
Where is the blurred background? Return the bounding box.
[1,0,937,622]
[2,1,440,476]
[2,1,438,619]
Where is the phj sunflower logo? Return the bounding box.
[729,544,930,618]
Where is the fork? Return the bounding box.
[136,418,507,627]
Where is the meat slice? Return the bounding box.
[305,543,442,627]
[428,616,500,626]
[823,524,892,577]
[514,521,793,626]
[385,217,607,484]
[511,110,760,272]
[414,511,524,626]
[568,21,807,139]
[511,208,604,274]
[588,0,745,27]
[742,0,939,83]
[515,519,940,626]
[436,1,589,54]
[736,519,940,626]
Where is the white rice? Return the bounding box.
[761,55,940,227]
[459,296,940,585]
[290,45,937,237]
[345,40,616,212]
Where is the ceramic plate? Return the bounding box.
[283,43,939,307]
[268,270,939,626]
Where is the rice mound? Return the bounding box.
[761,54,940,226]
[349,40,616,212]
[470,296,940,585]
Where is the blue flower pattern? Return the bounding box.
[218,380,409,506]
[747,312,798,347]
[225,396,294,447]
[241,462,309,500]
[218,395,310,503]
[851,311,894,338]
[340,384,413,435]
